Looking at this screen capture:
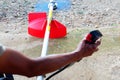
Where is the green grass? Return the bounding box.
[23,27,120,58]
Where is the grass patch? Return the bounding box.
[23,27,120,58]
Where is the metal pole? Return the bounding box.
[37,0,57,80]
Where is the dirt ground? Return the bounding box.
[0,0,120,80]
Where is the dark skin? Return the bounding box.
[0,39,101,77]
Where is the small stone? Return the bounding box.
[5,31,9,33]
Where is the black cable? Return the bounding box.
[45,64,72,80]
[45,59,82,80]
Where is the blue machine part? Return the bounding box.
[35,0,71,12]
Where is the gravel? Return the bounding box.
[0,0,120,80]
[0,0,120,29]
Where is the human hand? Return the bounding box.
[75,39,101,60]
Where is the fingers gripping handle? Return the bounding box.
[85,30,103,44]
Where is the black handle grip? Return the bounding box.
[85,30,103,44]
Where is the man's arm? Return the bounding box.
[0,39,101,77]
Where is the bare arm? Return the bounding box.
[0,39,101,77]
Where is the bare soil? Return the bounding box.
[0,0,120,80]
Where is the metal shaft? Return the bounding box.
[37,1,54,80]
